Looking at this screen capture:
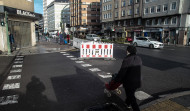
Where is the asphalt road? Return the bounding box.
[0,44,190,111]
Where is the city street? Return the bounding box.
[0,40,190,111]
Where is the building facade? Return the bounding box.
[43,0,54,33]
[47,0,69,32]
[70,0,101,37]
[61,4,70,34]
[143,0,190,45]
[0,0,42,52]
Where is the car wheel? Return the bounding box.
[133,42,137,47]
[149,44,154,49]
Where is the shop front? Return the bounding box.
[0,6,42,52]
[143,28,162,42]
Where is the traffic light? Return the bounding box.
[1,21,5,26]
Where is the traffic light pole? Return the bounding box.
[5,11,11,55]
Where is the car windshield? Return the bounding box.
[148,38,157,41]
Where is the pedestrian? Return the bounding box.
[114,45,142,111]
[67,34,70,44]
[59,32,64,45]
[9,31,16,52]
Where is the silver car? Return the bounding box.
[86,34,101,41]
[133,37,164,49]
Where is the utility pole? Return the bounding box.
[5,11,11,55]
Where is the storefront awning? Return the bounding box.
[0,5,42,20]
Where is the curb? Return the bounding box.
[140,90,190,110]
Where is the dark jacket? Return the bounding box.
[115,54,142,89]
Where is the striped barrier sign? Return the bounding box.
[80,42,113,59]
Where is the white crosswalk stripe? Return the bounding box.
[15,58,23,61]
[98,74,112,78]
[63,54,70,55]
[14,61,23,64]
[16,56,24,58]
[135,91,152,100]
[7,75,21,80]
[10,69,22,73]
[89,68,101,72]
[2,83,20,90]
[81,64,92,67]
[60,52,66,53]
[12,65,23,68]
[75,61,85,63]
[70,58,78,60]
[0,95,19,105]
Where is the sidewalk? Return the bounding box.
[141,91,190,111]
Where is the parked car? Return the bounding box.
[86,34,101,41]
[133,37,164,49]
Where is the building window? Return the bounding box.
[115,2,118,8]
[82,19,86,22]
[130,20,134,26]
[146,20,151,26]
[128,9,132,15]
[122,10,125,16]
[172,17,177,24]
[91,8,96,11]
[157,18,162,25]
[136,7,139,14]
[145,8,148,14]
[145,0,150,3]
[124,21,127,26]
[115,12,118,17]
[152,19,156,25]
[151,6,155,13]
[164,18,169,25]
[138,18,141,25]
[122,1,126,7]
[163,4,168,12]
[157,5,161,13]
[118,21,120,26]
[82,8,86,11]
[135,0,139,3]
[91,20,96,22]
[91,14,96,16]
[171,2,177,10]
[129,0,133,5]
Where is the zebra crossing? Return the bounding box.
[0,55,24,106]
[60,51,152,101]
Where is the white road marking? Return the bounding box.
[98,74,112,78]
[81,64,92,67]
[14,61,23,64]
[75,61,85,63]
[0,95,19,105]
[60,52,66,53]
[135,91,152,100]
[63,54,70,55]
[70,58,78,60]
[107,73,112,75]
[66,56,74,58]
[2,83,20,90]
[15,58,23,61]
[10,69,22,73]
[16,56,24,58]
[12,65,23,68]
[89,68,101,72]
[7,75,21,80]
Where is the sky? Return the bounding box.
[34,0,43,14]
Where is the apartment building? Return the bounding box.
[143,0,190,45]
[0,0,42,52]
[70,0,101,36]
[43,0,54,33]
[47,0,69,32]
[101,0,143,38]
[101,0,115,37]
